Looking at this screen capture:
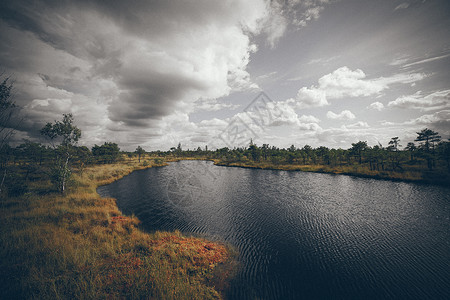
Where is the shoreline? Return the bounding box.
[212,160,450,186]
[161,156,449,186]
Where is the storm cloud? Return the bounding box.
[0,0,288,143]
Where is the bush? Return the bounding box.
[153,158,163,165]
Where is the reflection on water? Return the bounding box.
[98,161,450,299]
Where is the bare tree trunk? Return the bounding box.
[61,154,70,193]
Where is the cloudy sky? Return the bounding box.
[1,0,449,151]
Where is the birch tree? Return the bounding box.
[40,114,81,193]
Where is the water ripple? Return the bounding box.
[98,161,450,300]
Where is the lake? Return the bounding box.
[97,160,450,299]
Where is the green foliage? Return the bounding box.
[0,74,16,148]
[154,127,448,183]
[248,144,262,161]
[40,113,81,147]
[135,146,145,162]
[92,142,120,163]
[50,155,72,192]
[1,169,28,196]
[350,141,368,164]
[415,128,441,151]
[388,137,401,152]
[415,128,441,169]
[40,114,82,193]
[154,158,164,165]
[0,75,18,196]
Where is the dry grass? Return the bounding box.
[0,155,235,299]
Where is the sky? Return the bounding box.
[1,0,449,151]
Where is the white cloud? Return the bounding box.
[307,55,340,65]
[394,3,410,11]
[315,127,379,149]
[299,122,322,131]
[326,110,356,120]
[262,1,289,48]
[407,110,450,126]
[346,121,369,128]
[298,114,321,123]
[389,55,411,66]
[194,99,240,112]
[289,0,328,27]
[318,67,385,98]
[403,53,450,68]
[266,101,303,126]
[289,87,328,108]
[388,90,450,111]
[374,72,426,85]
[378,111,450,141]
[288,66,425,108]
[368,101,385,111]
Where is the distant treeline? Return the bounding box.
[0,115,449,196]
[155,129,449,173]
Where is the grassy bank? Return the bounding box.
[0,157,235,299]
[214,160,450,185]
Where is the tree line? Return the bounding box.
[162,130,450,173]
[1,114,448,196]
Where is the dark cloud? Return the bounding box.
[0,0,274,147]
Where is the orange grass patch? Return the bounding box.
[150,235,229,269]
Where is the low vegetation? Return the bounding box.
[156,133,450,185]
[0,157,235,299]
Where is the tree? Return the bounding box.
[40,114,81,147]
[135,146,145,162]
[388,137,401,152]
[415,128,441,169]
[174,143,182,157]
[262,144,270,161]
[0,74,17,194]
[437,140,450,172]
[92,142,120,163]
[74,146,92,174]
[302,145,313,164]
[16,140,47,166]
[369,144,386,171]
[316,146,330,164]
[248,144,262,161]
[415,128,441,152]
[387,137,402,170]
[0,74,16,150]
[350,141,368,164]
[40,113,81,193]
[405,142,417,161]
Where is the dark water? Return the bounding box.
[97,160,450,299]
